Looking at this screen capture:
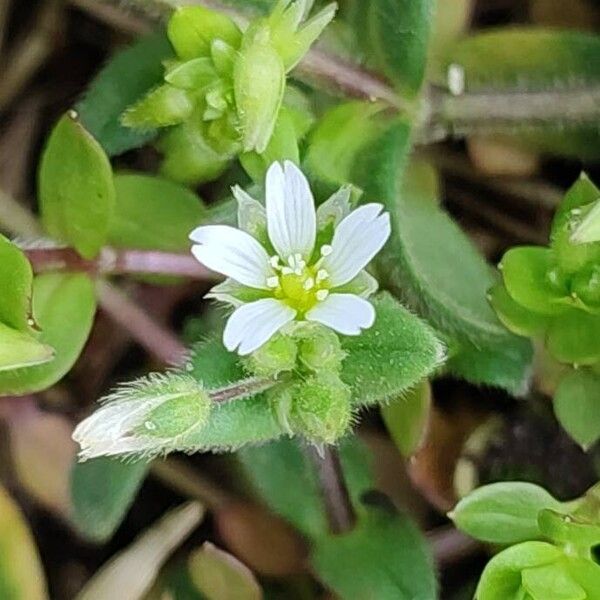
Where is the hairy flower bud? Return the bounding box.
[73,373,211,460]
[244,333,298,377]
[287,373,352,444]
[293,323,345,373]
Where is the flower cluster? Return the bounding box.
[190,161,391,355]
[122,0,335,184]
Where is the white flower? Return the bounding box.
[190,161,391,355]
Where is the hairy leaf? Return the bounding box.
[77,32,173,156]
[341,293,445,406]
[71,457,149,542]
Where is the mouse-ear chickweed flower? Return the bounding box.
[190,161,391,355]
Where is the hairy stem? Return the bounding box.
[24,246,215,280]
[306,444,356,535]
[209,376,278,404]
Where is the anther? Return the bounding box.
[316,289,329,301]
[304,277,315,290]
[316,269,329,282]
[320,245,333,257]
[267,276,279,288]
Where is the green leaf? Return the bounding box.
[109,173,206,252]
[239,437,373,539]
[450,482,564,545]
[475,542,562,600]
[488,283,549,337]
[0,274,96,396]
[0,235,34,331]
[304,101,386,188]
[554,370,600,449]
[447,335,534,397]
[167,6,241,61]
[521,563,585,600]
[365,0,435,97]
[77,32,173,156]
[70,457,149,542]
[564,557,600,599]
[355,131,532,392]
[381,380,431,457]
[188,542,262,600]
[39,114,115,259]
[546,309,600,366]
[311,501,437,600]
[341,293,445,407]
[0,323,54,372]
[442,29,600,159]
[500,247,567,315]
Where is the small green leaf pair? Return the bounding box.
[451,481,600,600]
[122,1,333,184]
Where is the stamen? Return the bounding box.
[304,277,315,290]
[316,289,329,301]
[267,276,279,288]
[316,269,329,282]
[270,256,281,269]
[320,244,333,257]
[281,266,293,275]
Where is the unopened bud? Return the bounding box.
[293,323,345,373]
[73,373,211,460]
[244,333,297,377]
[288,373,352,444]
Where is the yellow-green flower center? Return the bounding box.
[267,251,331,314]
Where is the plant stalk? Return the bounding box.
[306,444,356,535]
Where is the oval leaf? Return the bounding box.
[0,235,34,331]
[39,113,115,259]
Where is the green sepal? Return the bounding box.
[538,508,600,550]
[167,6,241,61]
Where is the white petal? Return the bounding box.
[266,161,316,260]
[305,293,375,335]
[321,203,391,286]
[190,225,271,289]
[223,298,296,355]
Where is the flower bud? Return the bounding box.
[288,373,352,444]
[157,121,231,185]
[234,24,285,153]
[244,333,298,377]
[293,323,345,374]
[73,373,211,460]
